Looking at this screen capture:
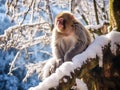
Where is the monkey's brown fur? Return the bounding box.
[40,12,91,80]
[52,11,91,63]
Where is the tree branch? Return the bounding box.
[93,0,99,24]
[29,31,120,90]
[0,22,50,50]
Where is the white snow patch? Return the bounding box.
[63,78,67,83]
[85,20,109,32]
[73,35,110,67]
[75,78,88,90]
[55,61,74,77]
[29,62,74,90]
[85,24,102,31]
[29,73,59,90]
[106,31,120,55]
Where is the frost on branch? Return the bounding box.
[0,21,51,75]
[23,60,47,82]
[0,22,50,50]
[6,0,52,25]
[85,21,110,39]
[29,31,120,90]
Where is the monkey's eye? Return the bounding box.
[57,18,64,24]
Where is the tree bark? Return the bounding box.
[31,35,120,90]
[53,45,120,90]
[93,0,99,24]
[110,0,120,31]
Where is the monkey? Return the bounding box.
[52,11,91,64]
[40,12,91,80]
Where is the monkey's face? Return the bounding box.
[55,12,74,34]
[56,18,66,30]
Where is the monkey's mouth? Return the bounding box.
[57,18,66,29]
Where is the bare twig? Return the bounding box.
[20,0,34,24]
[93,0,99,24]
[45,0,54,30]
[8,51,21,75]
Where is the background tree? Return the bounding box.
[110,0,120,31]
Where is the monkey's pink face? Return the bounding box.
[56,18,66,30]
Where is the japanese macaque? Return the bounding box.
[52,11,91,64]
[40,12,91,80]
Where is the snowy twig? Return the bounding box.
[6,0,49,24]
[23,60,48,82]
[85,21,109,37]
[39,50,52,57]
[0,22,50,50]
[20,0,34,24]
[45,0,54,30]
[8,51,21,75]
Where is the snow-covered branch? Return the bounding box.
[8,50,21,75]
[45,0,54,30]
[29,31,120,90]
[0,22,51,75]
[5,0,54,25]
[85,21,110,38]
[23,60,48,82]
[0,22,51,50]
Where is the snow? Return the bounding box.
[106,30,120,55]
[55,62,74,78]
[75,78,88,90]
[85,20,109,31]
[73,31,120,68]
[29,62,74,90]
[63,78,68,83]
[85,24,103,31]
[73,35,110,67]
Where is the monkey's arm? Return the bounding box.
[64,22,91,61]
[64,40,88,61]
[52,41,65,63]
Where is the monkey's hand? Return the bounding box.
[49,58,64,74]
[40,58,64,80]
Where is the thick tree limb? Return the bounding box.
[29,31,120,90]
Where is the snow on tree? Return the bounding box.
[0,0,120,90]
[29,30,120,90]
